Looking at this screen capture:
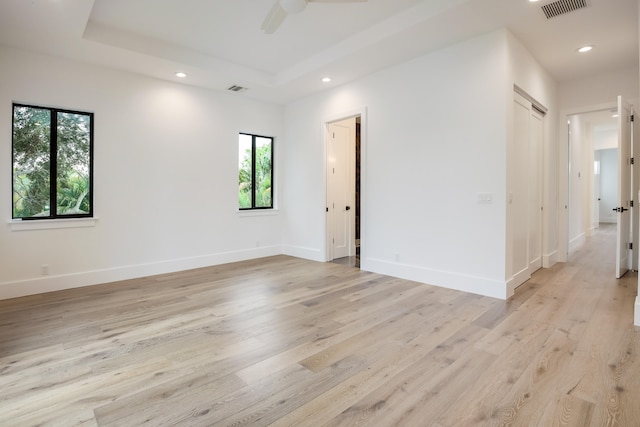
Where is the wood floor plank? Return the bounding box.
[433,320,557,426]
[490,328,579,426]
[540,394,595,427]
[270,322,490,427]
[0,356,172,425]
[235,290,429,386]
[0,225,638,426]
[336,348,497,426]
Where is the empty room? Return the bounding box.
[1,0,639,425]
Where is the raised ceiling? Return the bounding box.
[0,0,637,104]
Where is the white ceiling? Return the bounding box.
[0,0,637,104]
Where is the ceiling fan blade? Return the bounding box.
[261,1,288,34]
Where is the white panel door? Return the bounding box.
[512,94,530,279]
[512,92,544,284]
[528,108,543,273]
[327,121,353,260]
[616,97,632,278]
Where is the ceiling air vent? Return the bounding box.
[541,0,588,19]
[227,85,248,93]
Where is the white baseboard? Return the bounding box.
[0,246,545,303]
[635,296,640,327]
[569,232,586,253]
[364,258,507,300]
[282,245,325,262]
[0,245,282,300]
[543,250,558,268]
[506,268,531,298]
[599,218,617,224]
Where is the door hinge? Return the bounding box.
[326,207,328,212]
[631,114,635,122]
[631,157,635,165]
[631,200,634,207]
[629,243,633,250]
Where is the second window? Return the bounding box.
[238,133,273,210]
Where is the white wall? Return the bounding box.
[567,114,588,250]
[592,130,618,225]
[0,28,560,301]
[598,148,619,223]
[559,67,639,111]
[282,29,555,299]
[593,128,618,150]
[0,46,284,299]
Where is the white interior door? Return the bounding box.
[511,94,530,280]
[615,96,632,278]
[327,119,354,260]
[528,107,543,273]
[511,92,543,284]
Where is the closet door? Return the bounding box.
[512,92,544,284]
[528,107,543,272]
[512,93,531,280]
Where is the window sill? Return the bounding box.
[8,217,98,231]
[237,209,279,217]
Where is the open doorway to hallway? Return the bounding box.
[567,106,630,274]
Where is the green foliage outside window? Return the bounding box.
[12,105,93,219]
[239,134,272,209]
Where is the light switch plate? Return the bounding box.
[477,192,493,204]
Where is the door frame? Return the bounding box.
[558,101,620,263]
[323,107,367,266]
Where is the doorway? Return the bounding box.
[564,100,633,278]
[567,109,618,250]
[326,115,361,268]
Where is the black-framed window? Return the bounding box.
[12,104,94,220]
[238,133,273,210]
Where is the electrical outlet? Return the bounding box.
[41,264,49,276]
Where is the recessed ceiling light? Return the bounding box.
[322,77,332,83]
[612,114,619,118]
[577,45,593,53]
[528,0,539,2]
[175,72,187,78]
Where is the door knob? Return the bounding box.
[346,206,351,211]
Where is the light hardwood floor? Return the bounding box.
[1,225,639,426]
